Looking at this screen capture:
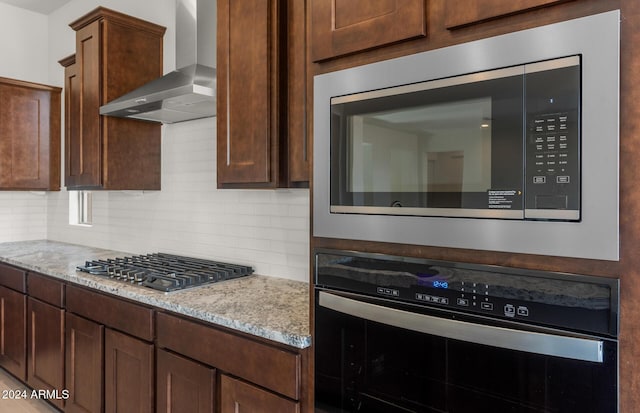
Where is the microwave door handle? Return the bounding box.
[318,291,604,363]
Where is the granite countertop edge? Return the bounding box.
[0,241,312,349]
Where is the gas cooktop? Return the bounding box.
[76,253,253,292]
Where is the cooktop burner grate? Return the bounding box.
[76,253,254,292]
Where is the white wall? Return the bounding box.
[0,3,49,83]
[43,0,310,282]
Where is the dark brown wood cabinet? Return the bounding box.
[0,77,61,191]
[105,328,154,413]
[66,284,155,413]
[310,0,426,62]
[27,297,65,410]
[0,286,26,381]
[26,273,65,411]
[217,0,309,188]
[65,313,104,413]
[156,312,309,411]
[3,266,309,413]
[220,374,299,413]
[156,349,216,413]
[0,264,26,381]
[60,8,165,190]
[445,0,575,29]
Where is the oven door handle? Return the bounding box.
[318,291,604,363]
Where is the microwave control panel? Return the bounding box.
[524,60,581,220]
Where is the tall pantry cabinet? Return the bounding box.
[60,7,165,190]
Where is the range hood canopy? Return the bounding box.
[100,0,216,124]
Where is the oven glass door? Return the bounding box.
[314,290,617,413]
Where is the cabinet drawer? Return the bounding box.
[66,285,154,341]
[27,273,64,307]
[157,312,300,400]
[0,263,26,292]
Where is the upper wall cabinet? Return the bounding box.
[310,0,426,62]
[445,0,575,29]
[217,0,309,188]
[0,78,61,191]
[61,8,165,190]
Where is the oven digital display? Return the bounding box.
[432,280,449,289]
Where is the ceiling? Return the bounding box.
[0,0,71,14]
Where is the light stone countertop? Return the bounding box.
[0,240,311,349]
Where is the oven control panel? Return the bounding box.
[316,250,618,337]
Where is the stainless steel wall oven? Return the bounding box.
[314,250,619,413]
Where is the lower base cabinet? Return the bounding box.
[105,328,154,413]
[156,349,216,413]
[2,272,309,413]
[0,285,26,381]
[65,313,104,413]
[220,375,300,413]
[27,297,65,411]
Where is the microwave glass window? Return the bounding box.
[347,97,493,195]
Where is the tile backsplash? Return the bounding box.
[45,118,310,282]
[0,192,48,241]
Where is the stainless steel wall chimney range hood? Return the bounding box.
[99,0,216,123]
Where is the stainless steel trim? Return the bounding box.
[313,11,620,261]
[330,205,524,219]
[525,55,580,74]
[331,65,524,105]
[319,291,604,363]
[525,209,580,220]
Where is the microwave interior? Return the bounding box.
[330,56,581,221]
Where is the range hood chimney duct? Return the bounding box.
[99,0,216,123]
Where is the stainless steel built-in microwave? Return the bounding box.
[330,56,580,221]
[313,11,620,261]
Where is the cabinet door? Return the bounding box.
[156,349,215,413]
[217,0,281,187]
[27,297,65,410]
[0,81,60,190]
[66,313,104,413]
[445,0,572,28]
[67,22,102,188]
[220,375,299,413]
[311,0,426,62]
[286,0,309,186]
[0,286,26,381]
[105,328,154,413]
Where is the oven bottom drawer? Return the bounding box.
[314,291,618,413]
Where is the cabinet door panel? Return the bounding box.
[221,375,299,413]
[66,313,104,413]
[311,0,426,61]
[27,298,65,410]
[156,349,215,413]
[445,0,574,28]
[0,286,26,381]
[217,0,279,186]
[0,80,60,190]
[105,328,154,413]
[68,22,102,188]
[286,0,309,185]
